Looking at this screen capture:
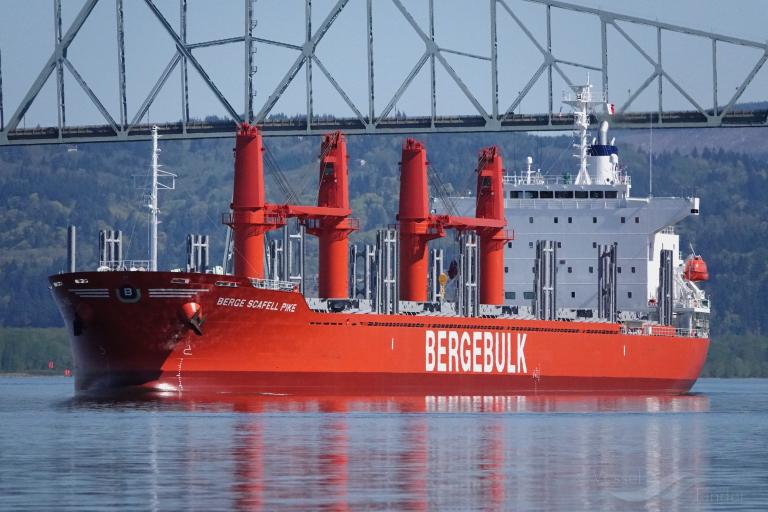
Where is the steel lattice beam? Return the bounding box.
[0,0,767,146]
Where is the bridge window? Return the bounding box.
[525,191,538,199]
[540,191,554,199]
[510,191,521,198]
[523,292,535,300]
[590,191,604,199]
[555,191,574,199]
[505,292,516,300]
[605,191,618,199]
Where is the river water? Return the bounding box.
[0,377,766,511]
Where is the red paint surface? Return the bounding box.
[475,146,508,306]
[231,123,270,278]
[313,131,352,299]
[398,139,442,302]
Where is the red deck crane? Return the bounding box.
[396,138,511,304]
[227,124,356,298]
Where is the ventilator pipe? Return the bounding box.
[598,120,609,145]
[475,146,506,306]
[231,123,267,278]
[398,138,441,302]
[317,131,350,299]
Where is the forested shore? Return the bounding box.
[1,126,767,377]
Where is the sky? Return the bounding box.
[0,0,766,129]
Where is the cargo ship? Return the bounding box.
[49,83,710,395]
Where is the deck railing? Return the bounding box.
[621,325,708,339]
[503,174,631,187]
[98,260,151,271]
[249,278,297,292]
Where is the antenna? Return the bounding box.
[148,126,176,271]
[649,113,653,197]
[526,155,534,184]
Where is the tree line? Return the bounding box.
[0,128,766,375]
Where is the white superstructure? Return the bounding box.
[448,82,709,333]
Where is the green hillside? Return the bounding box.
[0,129,767,375]
[0,328,72,373]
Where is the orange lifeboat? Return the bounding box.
[684,255,709,281]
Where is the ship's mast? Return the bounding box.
[563,78,607,185]
[573,84,591,185]
[148,125,176,271]
[150,126,159,271]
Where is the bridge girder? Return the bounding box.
[0,0,766,146]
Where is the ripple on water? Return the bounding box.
[0,377,766,511]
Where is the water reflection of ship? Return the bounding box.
[153,393,706,510]
[232,419,263,510]
[319,401,349,512]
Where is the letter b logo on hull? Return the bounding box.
[116,286,141,303]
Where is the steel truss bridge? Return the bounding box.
[0,0,767,145]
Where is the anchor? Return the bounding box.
[181,302,205,336]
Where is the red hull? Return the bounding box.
[50,272,709,396]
